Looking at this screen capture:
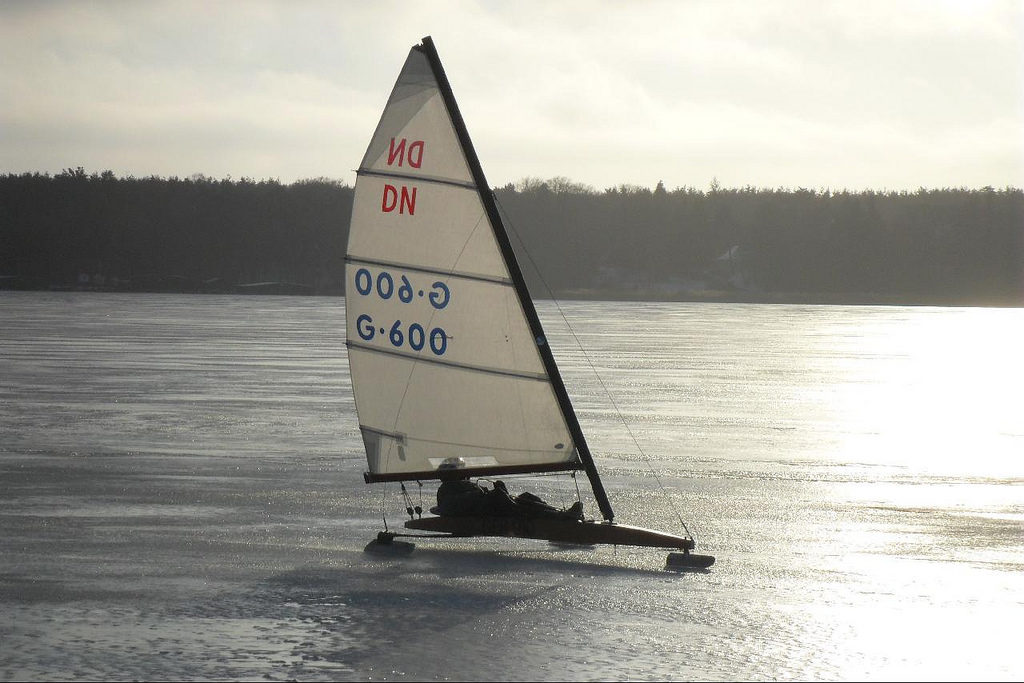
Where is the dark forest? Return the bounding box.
[1,169,1020,306]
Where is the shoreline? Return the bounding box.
[2,283,1020,308]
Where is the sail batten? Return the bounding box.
[359,424,576,456]
[344,256,513,286]
[364,461,583,484]
[356,168,477,190]
[346,341,550,381]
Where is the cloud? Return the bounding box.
[1,0,1020,189]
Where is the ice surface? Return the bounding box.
[1,293,1022,681]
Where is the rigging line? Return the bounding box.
[493,192,692,538]
[400,482,416,519]
[379,486,391,532]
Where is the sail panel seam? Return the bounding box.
[357,167,476,190]
[345,255,512,286]
[360,423,576,455]
[346,340,549,382]
[364,460,584,483]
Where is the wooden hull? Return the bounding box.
[405,515,695,551]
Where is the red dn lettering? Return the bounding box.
[381,184,417,215]
[387,138,424,168]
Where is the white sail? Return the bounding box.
[345,43,580,480]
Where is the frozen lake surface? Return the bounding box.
[1,292,1022,681]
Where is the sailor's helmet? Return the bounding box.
[438,457,466,471]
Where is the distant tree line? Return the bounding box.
[1,168,1021,305]
[0,168,350,295]
[497,177,1023,306]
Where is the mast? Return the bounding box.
[417,36,615,522]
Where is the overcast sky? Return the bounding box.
[2,0,1021,191]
